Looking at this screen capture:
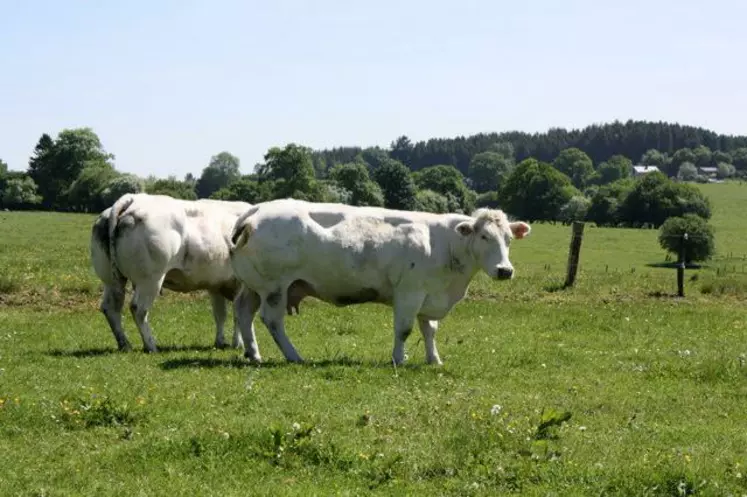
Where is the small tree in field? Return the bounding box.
[658,213,715,263]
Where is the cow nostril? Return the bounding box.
[497,267,513,279]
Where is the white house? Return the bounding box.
[632,165,660,176]
[698,166,719,177]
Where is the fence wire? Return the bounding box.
[514,222,747,297]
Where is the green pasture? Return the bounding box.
[1,183,746,496]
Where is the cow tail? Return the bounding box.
[228,206,260,251]
[108,194,135,284]
[230,220,254,251]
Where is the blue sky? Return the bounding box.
[1,0,745,177]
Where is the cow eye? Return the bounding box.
[481,235,488,241]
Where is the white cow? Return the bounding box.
[226,198,531,365]
[90,193,261,358]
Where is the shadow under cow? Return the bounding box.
[157,355,436,372]
[46,343,223,359]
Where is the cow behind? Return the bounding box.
[90,193,261,358]
[227,198,531,365]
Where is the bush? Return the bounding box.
[559,195,591,224]
[677,162,698,182]
[717,162,736,179]
[101,174,145,206]
[415,189,449,213]
[500,158,579,222]
[412,165,474,213]
[658,214,715,263]
[585,178,634,227]
[618,171,711,228]
[320,181,353,204]
[210,178,273,204]
[475,191,501,209]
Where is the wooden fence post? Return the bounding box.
[564,221,585,288]
[677,232,688,297]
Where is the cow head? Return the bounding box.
[455,209,531,280]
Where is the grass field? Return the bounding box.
[1,183,746,496]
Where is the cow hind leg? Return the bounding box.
[231,307,245,350]
[418,317,442,365]
[100,283,131,352]
[209,291,229,349]
[234,287,261,362]
[129,276,164,353]
[260,287,303,363]
[391,291,427,366]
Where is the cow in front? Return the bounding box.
[90,193,261,358]
[226,198,531,365]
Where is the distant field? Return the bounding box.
[1,185,746,496]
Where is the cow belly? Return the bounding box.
[286,273,393,308]
[317,282,392,307]
[163,267,235,294]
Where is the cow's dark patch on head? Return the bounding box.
[335,288,379,307]
[266,289,283,307]
[448,255,465,274]
[410,262,415,269]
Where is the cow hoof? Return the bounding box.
[244,352,262,364]
[118,344,133,353]
[143,347,158,354]
[214,342,229,350]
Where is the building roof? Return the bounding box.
[632,165,660,174]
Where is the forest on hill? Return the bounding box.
[311,119,747,176]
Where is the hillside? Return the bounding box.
[312,119,747,175]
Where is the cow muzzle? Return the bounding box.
[495,266,514,280]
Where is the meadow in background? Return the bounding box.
[0,182,746,495]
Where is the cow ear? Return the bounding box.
[456,221,474,237]
[510,221,531,239]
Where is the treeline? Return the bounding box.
[1,121,743,231]
[313,120,747,176]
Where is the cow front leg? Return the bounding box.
[260,288,303,363]
[392,292,426,366]
[234,287,261,363]
[209,291,229,349]
[418,317,442,365]
[100,283,131,351]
